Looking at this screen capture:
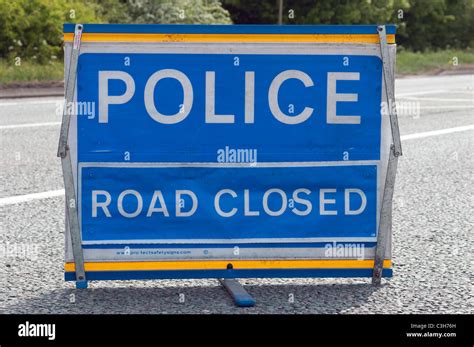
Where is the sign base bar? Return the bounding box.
[219,279,255,307]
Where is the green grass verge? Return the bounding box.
[1,49,473,86]
[0,59,63,85]
[396,49,474,75]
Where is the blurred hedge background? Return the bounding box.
[224,0,473,52]
[0,0,472,83]
[0,0,232,64]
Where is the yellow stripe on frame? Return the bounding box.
[63,33,395,44]
[65,259,392,272]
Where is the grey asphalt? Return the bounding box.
[0,74,473,314]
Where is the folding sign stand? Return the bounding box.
[57,24,87,290]
[59,24,400,303]
[372,25,402,285]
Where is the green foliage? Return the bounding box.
[0,0,232,64]
[92,0,131,23]
[396,48,474,74]
[222,0,411,24]
[220,0,277,24]
[124,0,232,24]
[0,0,103,64]
[443,0,474,49]
[221,0,473,51]
[400,0,452,51]
[0,59,64,84]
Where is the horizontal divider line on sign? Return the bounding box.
[64,259,392,272]
[63,33,396,44]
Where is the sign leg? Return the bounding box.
[372,146,399,285]
[58,24,86,288]
[372,25,402,286]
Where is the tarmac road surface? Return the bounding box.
[0,74,473,313]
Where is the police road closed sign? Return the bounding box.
[63,24,397,281]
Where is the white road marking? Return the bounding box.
[401,124,474,141]
[0,99,61,107]
[0,122,61,129]
[419,105,474,109]
[450,91,474,95]
[1,125,473,206]
[395,90,448,97]
[0,189,64,206]
[399,97,473,102]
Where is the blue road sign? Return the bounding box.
[63,24,397,281]
[77,53,382,162]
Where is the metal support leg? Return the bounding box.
[372,146,398,285]
[57,24,86,288]
[373,25,402,285]
[62,152,87,288]
[219,279,255,307]
[378,25,402,156]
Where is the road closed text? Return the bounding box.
[91,187,368,219]
[80,165,377,241]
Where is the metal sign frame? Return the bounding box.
[58,24,87,289]
[59,24,400,301]
[372,25,402,285]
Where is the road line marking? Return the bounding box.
[399,97,473,102]
[419,105,474,109]
[0,99,61,107]
[1,125,473,205]
[395,90,448,97]
[401,124,474,141]
[0,189,64,206]
[449,91,474,95]
[0,122,61,130]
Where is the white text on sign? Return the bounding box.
[91,188,367,218]
[97,69,361,125]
